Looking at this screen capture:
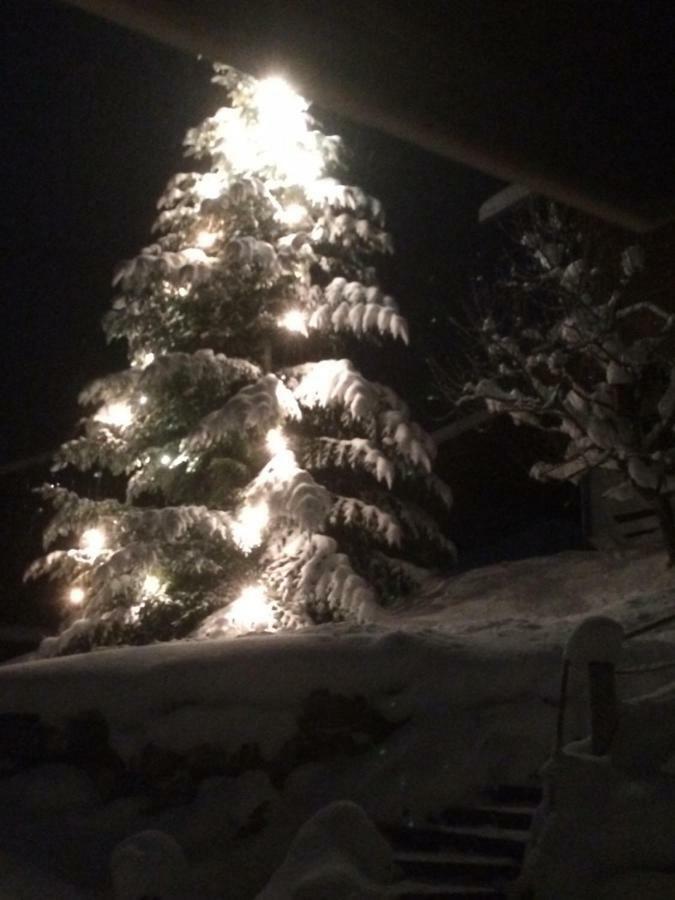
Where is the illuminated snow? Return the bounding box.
[95,401,133,429]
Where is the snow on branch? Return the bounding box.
[300,437,395,489]
[310,210,393,255]
[291,359,378,421]
[224,236,281,275]
[81,350,261,409]
[380,409,436,473]
[243,453,331,533]
[112,245,213,292]
[305,277,409,344]
[395,503,457,557]
[185,374,301,452]
[265,531,377,624]
[329,496,402,547]
[423,473,454,509]
[306,178,385,223]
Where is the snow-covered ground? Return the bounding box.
[1,545,675,898]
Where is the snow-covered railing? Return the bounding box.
[557,613,675,757]
[558,617,623,756]
[624,609,675,640]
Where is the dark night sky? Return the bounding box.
[2,0,581,627]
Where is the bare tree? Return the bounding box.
[437,201,675,563]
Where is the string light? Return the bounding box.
[81,527,106,556]
[266,448,298,480]
[232,501,269,553]
[211,76,323,188]
[277,203,308,227]
[196,171,225,200]
[266,427,288,455]
[278,309,308,335]
[68,586,85,606]
[135,351,155,368]
[254,76,308,128]
[195,230,218,250]
[142,574,162,595]
[139,395,148,406]
[226,584,276,631]
[95,401,133,429]
[253,76,322,185]
[275,379,303,420]
[160,454,172,466]
[162,282,191,299]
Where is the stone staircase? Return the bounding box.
[383,784,542,899]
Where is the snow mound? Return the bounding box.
[256,800,395,899]
[111,829,189,900]
[596,871,675,899]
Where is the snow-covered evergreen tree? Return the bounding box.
[29,66,454,654]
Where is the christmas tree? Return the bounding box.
[29,66,454,654]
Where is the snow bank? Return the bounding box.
[111,830,188,900]
[0,628,575,807]
[2,546,675,897]
[521,752,675,900]
[412,545,675,639]
[256,801,394,899]
[521,675,675,899]
[0,628,579,898]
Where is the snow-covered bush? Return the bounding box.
[256,800,395,899]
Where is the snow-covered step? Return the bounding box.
[485,784,542,806]
[395,884,507,899]
[383,784,540,899]
[393,849,520,885]
[438,803,536,832]
[385,823,528,860]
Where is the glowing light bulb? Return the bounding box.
[140,352,155,368]
[232,501,269,553]
[139,394,148,406]
[95,401,133,429]
[252,76,323,188]
[68,586,85,606]
[268,449,297,480]
[196,171,224,200]
[254,76,308,126]
[142,574,161,595]
[266,427,288,456]
[278,309,308,335]
[227,584,276,631]
[81,527,106,556]
[195,230,218,250]
[278,203,308,227]
[160,453,172,466]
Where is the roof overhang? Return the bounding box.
[61,0,675,232]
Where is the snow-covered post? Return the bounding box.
[554,657,571,753]
[565,616,624,755]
